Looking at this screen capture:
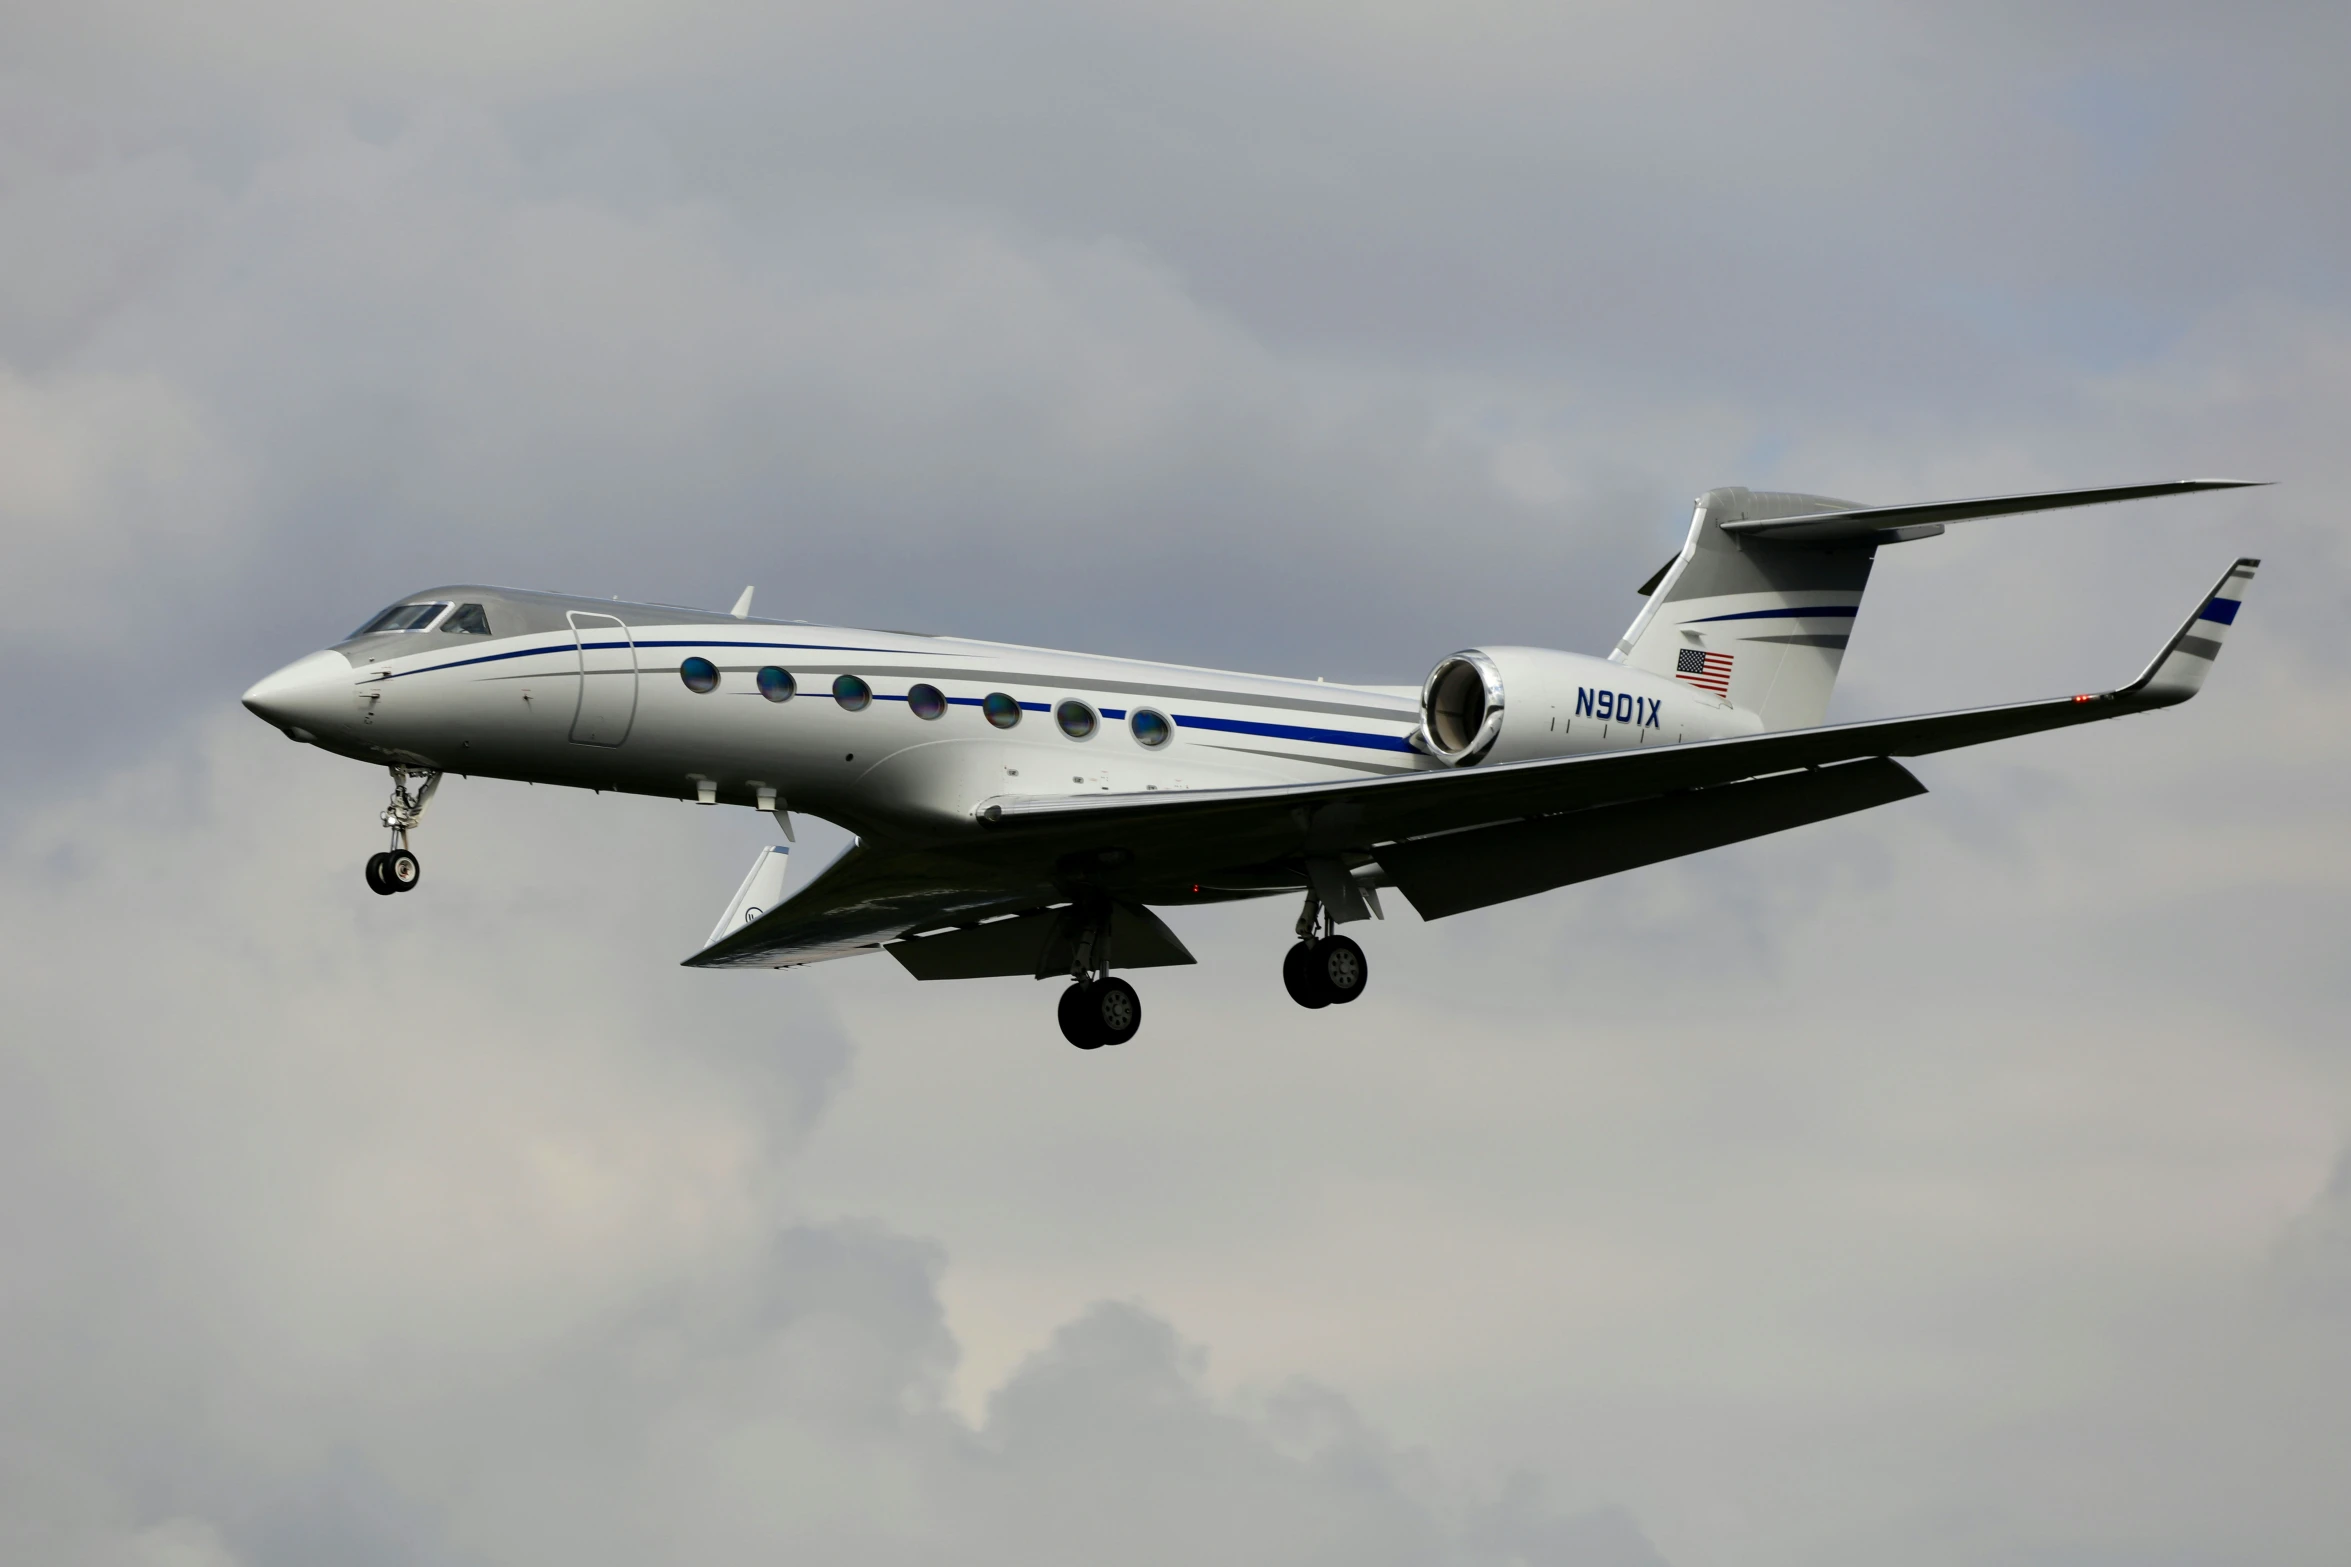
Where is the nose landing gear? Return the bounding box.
[364,767,440,897]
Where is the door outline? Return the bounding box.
[567,611,638,746]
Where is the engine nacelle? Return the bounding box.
[1417,645,1730,766]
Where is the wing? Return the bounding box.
[972,557,2259,883]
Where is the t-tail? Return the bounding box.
[1609,478,2267,730]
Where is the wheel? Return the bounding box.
[1313,934,1368,1005]
[1089,976,1142,1046]
[1059,983,1106,1049]
[365,852,394,896]
[384,848,422,892]
[1283,941,1332,1009]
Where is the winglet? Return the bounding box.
[731,585,755,620]
[2113,558,2259,709]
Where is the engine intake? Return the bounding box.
[1419,651,1506,765]
[1417,644,1722,767]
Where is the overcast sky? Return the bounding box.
[4,3,2348,1564]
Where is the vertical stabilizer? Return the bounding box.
[1612,487,1879,731]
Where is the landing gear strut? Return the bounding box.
[365,767,440,896]
[1058,902,1142,1050]
[1283,892,1369,1008]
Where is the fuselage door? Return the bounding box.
[567,611,638,746]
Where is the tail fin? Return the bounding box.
[1612,478,2266,731]
[1613,487,1875,731]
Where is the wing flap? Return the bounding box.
[1376,757,1925,919]
[887,901,1195,981]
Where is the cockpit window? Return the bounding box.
[351,602,450,636]
[441,603,491,635]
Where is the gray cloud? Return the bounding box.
[3,3,2347,1563]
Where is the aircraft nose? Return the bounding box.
[242,649,353,741]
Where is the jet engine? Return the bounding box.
[1417,645,1708,767]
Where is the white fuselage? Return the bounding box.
[244,592,1757,845]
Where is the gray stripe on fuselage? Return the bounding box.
[461,643,1415,721]
[1189,742,1419,775]
[1740,633,1852,649]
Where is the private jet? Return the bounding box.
[243,479,2261,1048]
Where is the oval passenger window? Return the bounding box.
[680,657,719,693]
[982,692,1022,730]
[907,683,946,720]
[834,674,872,711]
[1130,709,1171,747]
[1056,701,1097,739]
[757,666,795,702]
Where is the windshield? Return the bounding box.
[441,603,491,635]
[351,602,450,636]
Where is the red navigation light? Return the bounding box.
[2072,693,2096,703]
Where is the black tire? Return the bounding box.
[1059,983,1106,1049]
[1314,934,1368,1004]
[1283,941,1332,1009]
[365,852,394,896]
[384,849,422,892]
[1090,976,1142,1046]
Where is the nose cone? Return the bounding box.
[242,649,353,740]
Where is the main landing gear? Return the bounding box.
[364,767,441,897]
[1283,892,1369,1009]
[1057,903,1143,1050]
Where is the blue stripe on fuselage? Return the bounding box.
[1173,714,1417,752]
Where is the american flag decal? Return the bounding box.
[1676,647,1733,695]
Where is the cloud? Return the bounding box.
[3,4,2349,1564]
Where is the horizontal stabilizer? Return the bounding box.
[1718,479,2265,544]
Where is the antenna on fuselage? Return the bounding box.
[730,586,755,620]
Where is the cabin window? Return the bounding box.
[757,666,796,702]
[350,602,449,636]
[1056,700,1097,739]
[907,683,946,720]
[441,603,492,635]
[1130,709,1171,747]
[834,674,872,711]
[982,692,1022,730]
[680,657,719,693]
